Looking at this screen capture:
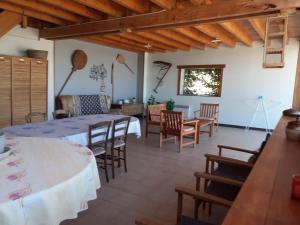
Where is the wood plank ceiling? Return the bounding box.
[0,0,300,53]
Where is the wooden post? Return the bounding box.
[293,42,300,109]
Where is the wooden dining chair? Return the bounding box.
[194,103,219,131]
[25,112,47,123]
[145,104,166,138]
[108,117,131,179]
[160,110,198,152]
[88,120,112,182]
[135,186,232,225]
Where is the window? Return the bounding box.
[177,64,225,97]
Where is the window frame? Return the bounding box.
[177,64,225,97]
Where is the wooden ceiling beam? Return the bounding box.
[39,0,299,39]
[38,0,104,20]
[74,0,125,17]
[174,27,219,48]
[0,11,22,38]
[119,33,177,52]
[5,0,84,22]
[249,17,266,41]
[220,21,253,46]
[138,31,190,50]
[156,29,205,49]
[195,24,236,47]
[149,0,176,10]
[112,0,150,14]
[104,35,165,52]
[190,0,212,5]
[0,2,67,25]
[80,36,149,53]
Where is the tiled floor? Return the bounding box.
[62,124,266,225]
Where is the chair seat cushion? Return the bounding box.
[213,163,251,182]
[181,216,214,225]
[92,146,106,156]
[183,126,196,132]
[113,139,126,148]
[207,181,240,201]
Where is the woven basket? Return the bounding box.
[27,49,48,59]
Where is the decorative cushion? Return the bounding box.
[79,95,103,115]
[99,95,109,113]
[73,96,81,116]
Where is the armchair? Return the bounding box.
[194,103,219,131]
[160,110,198,152]
[145,104,166,138]
[135,186,232,225]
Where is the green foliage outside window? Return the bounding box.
[178,65,224,97]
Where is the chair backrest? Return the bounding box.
[147,104,166,122]
[111,117,131,143]
[88,120,112,150]
[161,110,183,135]
[248,133,271,163]
[199,103,219,119]
[25,112,47,123]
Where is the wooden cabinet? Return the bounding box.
[12,57,31,125]
[111,103,144,117]
[30,59,48,123]
[0,56,11,128]
[0,56,48,128]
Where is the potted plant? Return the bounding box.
[166,99,175,111]
[147,95,156,105]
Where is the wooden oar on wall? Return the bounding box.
[55,50,87,109]
[116,54,134,74]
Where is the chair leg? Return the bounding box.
[208,203,212,216]
[159,132,163,148]
[124,147,127,173]
[118,148,121,168]
[194,199,201,219]
[145,123,148,138]
[104,154,109,182]
[111,148,115,179]
[179,135,183,152]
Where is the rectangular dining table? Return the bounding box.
[1,114,141,145]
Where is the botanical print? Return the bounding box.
[89,64,108,93]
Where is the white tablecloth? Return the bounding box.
[1,114,141,146]
[0,137,100,225]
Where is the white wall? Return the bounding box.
[54,39,138,102]
[0,26,54,119]
[144,40,299,129]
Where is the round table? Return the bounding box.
[0,137,100,225]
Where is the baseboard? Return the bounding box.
[218,123,273,132]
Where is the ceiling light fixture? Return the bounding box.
[211,38,221,43]
[144,43,152,49]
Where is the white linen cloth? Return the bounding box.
[1,114,141,146]
[0,137,100,225]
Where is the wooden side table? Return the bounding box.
[111,103,144,117]
[195,118,214,143]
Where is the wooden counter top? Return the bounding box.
[222,116,300,225]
